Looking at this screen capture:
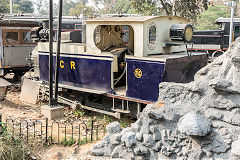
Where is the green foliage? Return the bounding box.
[18,0,34,13]
[119,118,131,128]
[131,0,209,21]
[93,0,136,14]
[12,0,34,13]
[74,110,85,118]
[101,115,114,124]
[196,5,230,30]
[36,0,48,15]
[0,0,34,14]
[61,137,76,146]
[97,115,131,128]
[54,0,78,16]
[69,3,96,17]
[78,138,91,145]
[0,0,9,13]
[103,0,137,14]
[0,130,43,160]
[46,136,54,146]
[131,0,160,16]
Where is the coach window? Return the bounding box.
[22,31,32,43]
[5,32,19,44]
[148,23,157,49]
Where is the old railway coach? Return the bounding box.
[0,20,38,76]
[37,16,208,118]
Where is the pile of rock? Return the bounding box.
[90,39,240,159]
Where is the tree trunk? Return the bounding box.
[160,0,170,15]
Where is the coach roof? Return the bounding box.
[0,20,38,27]
[86,16,189,23]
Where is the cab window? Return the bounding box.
[5,32,19,44]
[148,24,157,49]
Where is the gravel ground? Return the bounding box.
[0,90,126,160]
[40,144,125,160]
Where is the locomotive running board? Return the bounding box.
[106,94,153,105]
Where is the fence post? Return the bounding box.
[96,124,99,140]
[90,120,94,142]
[26,122,29,142]
[46,118,48,143]
[0,114,2,134]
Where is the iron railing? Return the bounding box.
[0,116,106,145]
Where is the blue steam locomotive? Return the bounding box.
[35,16,208,118]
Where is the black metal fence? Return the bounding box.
[0,115,106,146]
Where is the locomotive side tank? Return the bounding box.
[37,16,208,117]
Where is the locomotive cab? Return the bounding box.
[84,16,204,101]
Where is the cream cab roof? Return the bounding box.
[86,15,189,23]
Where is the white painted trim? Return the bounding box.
[125,55,166,62]
[188,44,221,50]
[38,52,113,61]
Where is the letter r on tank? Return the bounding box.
[70,61,76,69]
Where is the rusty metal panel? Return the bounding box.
[3,45,36,67]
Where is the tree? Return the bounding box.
[131,0,209,21]
[92,0,137,14]
[0,0,9,13]
[93,0,116,13]
[53,0,90,16]
[12,0,34,13]
[196,5,230,30]
[69,3,96,17]
[36,0,49,15]
[18,0,34,13]
[106,0,137,14]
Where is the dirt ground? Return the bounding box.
[0,88,124,160]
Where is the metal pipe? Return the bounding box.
[54,0,63,101]
[49,0,54,106]
[229,1,235,45]
[10,0,13,14]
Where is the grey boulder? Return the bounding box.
[177,111,211,136]
[106,121,122,135]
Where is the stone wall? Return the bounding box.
[90,39,240,160]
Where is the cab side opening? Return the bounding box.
[93,25,134,94]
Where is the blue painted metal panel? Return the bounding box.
[39,53,112,92]
[126,58,165,102]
